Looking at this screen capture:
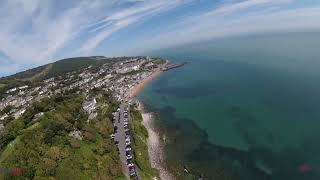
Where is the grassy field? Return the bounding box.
[0,136,21,163]
[152,58,166,65]
[26,63,53,82]
[130,109,159,180]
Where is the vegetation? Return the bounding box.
[0,57,111,93]
[0,92,124,179]
[45,57,107,79]
[130,108,159,180]
[151,58,166,65]
[0,65,49,82]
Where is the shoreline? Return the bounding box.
[138,103,173,180]
[128,63,173,180]
[128,68,163,98]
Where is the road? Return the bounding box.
[113,104,139,179]
[114,104,129,176]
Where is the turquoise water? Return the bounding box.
[139,32,320,179]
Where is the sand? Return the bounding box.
[128,68,162,98]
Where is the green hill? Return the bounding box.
[0,56,112,97]
[0,56,109,82]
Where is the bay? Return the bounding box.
[139,32,320,180]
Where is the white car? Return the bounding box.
[110,134,115,139]
[126,147,132,152]
[128,163,134,168]
[125,138,130,142]
[126,154,133,160]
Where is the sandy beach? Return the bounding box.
[128,68,163,98]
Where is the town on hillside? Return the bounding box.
[0,56,168,179]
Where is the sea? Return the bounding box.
[138,32,320,180]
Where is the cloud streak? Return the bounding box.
[133,0,320,53]
[0,0,191,76]
[0,0,320,76]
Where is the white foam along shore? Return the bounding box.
[139,105,173,180]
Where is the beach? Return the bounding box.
[128,68,163,98]
[141,111,173,180]
[128,67,173,180]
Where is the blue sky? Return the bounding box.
[0,0,320,76]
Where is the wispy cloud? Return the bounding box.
[0,0,320,76]
[133,0,320,53]
[0,0,191,76]
[79,0,193,54]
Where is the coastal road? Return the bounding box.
[114,104,129,177]
[114,104,139,179]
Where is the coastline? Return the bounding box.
[139,103,173,180]
[128,68,163,98]
[128,66,173,180]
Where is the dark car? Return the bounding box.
[127,159,133,165]
[129,166,136,177]
[125,130,130,136]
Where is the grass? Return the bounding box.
[0,123,40,163]
[26,64,53,82]
[130,109,159,180]
[0,84,6,89]
[20,122,41,134]
[114,177,127,180]
[0,136,21,163]
[152,58,166,65]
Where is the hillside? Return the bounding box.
[0,56,114,98]
[0,57,108,82]
[0,56,165,179]
[0,91,124,179]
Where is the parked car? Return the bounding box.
[128,163,134,168]
[126,146,132,152]
[125,134,130,139]
[125,130,130,136]
[110,134,115,139]
[129,167,136,177]
[127,159,133,165]
[126,154,133,160]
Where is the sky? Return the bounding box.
[0,0,320,77]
